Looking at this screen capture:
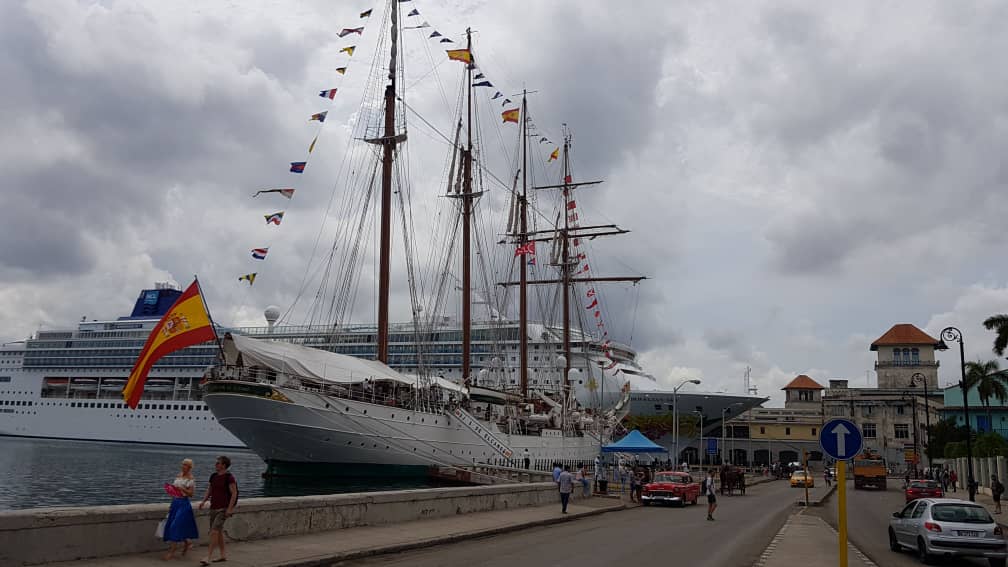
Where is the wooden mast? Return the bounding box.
[519,90,529,398]
[376,0,401,364]
[561,129,572,385]
[461,28,474,383]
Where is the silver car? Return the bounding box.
[889,498,1007,566]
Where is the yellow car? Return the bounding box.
[789,471,814,488]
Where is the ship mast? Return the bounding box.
[501,131,646,392]
[461,28,474,383]
[560,129,572,382]
[519,91,529,398]
[374,0,402,364]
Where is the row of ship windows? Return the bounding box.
[115,414,215,421]
[2,400,33,406]
[34,401,210,410]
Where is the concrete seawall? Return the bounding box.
[0,482,578,566]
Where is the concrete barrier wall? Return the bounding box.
[0,482,579,566]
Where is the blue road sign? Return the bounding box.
[820,418,864,461]
[707,438,718,455]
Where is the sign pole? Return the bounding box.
[837,459,847,567]
[819,418,861,567]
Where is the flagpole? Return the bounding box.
[193,275,225,360]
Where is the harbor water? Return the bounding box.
[0,437,437,510]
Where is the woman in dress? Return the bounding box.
[163,458,199,560]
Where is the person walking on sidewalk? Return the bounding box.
[823,467,832,487]
[576,464,590,497]
[950,469,958,492]
[198,456,238,566]
[993,475,1004,514]
[523,448,531,470]
[558,465,574,514]
[704,469,718,521]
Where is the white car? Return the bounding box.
[889,498,1007,566]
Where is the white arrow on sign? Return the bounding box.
[831,422,851,457]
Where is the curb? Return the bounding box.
[267,503,626,567]
[794,484,837,507]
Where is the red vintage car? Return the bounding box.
[905,480,944,502]
[641,471,701,507]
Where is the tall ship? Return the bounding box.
[201,6,655,477]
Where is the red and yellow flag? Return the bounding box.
[548,147,559,162]
[122,280,216,409]
[501,108,520,124]
[446,48,472,64]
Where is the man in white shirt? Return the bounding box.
[704,469,718,521]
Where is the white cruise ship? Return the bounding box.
[0,284,650,448]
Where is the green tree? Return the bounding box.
[974,432,1008,457]
[983,314,1008,357]
[927,417,968,459]
[965,359,1007,430]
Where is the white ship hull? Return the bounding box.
[205,383,602,476]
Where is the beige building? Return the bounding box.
[731,375,826,467]
[821,324,943,471]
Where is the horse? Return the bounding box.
[719,466,747,496]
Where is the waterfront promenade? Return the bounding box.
[34,474,971,567]
[54,498,623,567]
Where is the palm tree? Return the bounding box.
[964,359,1007,431]
[983,314,1008,357]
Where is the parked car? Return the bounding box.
[641,471,700,507]
[905,480,944,503]
[790,470,814,488]
[889,498,1007,567]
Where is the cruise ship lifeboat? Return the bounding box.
[70,378,99,391]
[146,379,176,392]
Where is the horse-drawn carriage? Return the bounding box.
[720,466,746,495]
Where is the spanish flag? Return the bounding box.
[122,280,216,409]
[501,108,519,124]
[446,48,472,64]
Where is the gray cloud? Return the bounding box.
[3,0,1008,405]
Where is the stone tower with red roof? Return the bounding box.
[782,374,825,410]
[870,323,940,390]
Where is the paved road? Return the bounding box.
[339,479,823,567]
[813,480,989,566]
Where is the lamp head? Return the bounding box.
[935,339,949,351]
[689,379,701,385]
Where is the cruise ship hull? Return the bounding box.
[0,391,244,448]
[205,384,603,477]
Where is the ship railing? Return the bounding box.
[208,364,449,414]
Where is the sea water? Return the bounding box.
[0,437,436,510]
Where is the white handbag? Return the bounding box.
[155,518,166,538]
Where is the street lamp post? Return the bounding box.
[694,408,704,467]
[910,372,930,469]
[672,379,701,470]
[937,326,976,502]
[902,392,919,477]
[721,403,743,466]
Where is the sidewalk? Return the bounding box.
[755,511,877,567]
[51,498,623,567]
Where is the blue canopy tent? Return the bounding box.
[602,429,667,453]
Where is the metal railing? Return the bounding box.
[207,364,450,414]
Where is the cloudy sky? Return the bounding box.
[3,0,1008,406]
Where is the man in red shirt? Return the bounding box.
[198,456,238,565]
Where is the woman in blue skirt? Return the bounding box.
[163,458,199,560]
